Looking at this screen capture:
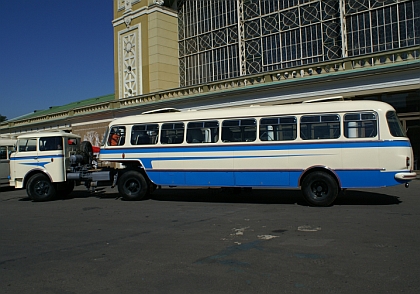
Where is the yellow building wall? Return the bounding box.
[113,0,179,100]
[148,11,179,92]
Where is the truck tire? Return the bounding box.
[118,171,148,201]
[301,171,338,207]
[80,141,93,165]
[27,173,56,202]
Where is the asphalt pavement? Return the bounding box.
[1,180,420,293]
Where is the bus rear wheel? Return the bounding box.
[118,171,148,201]
[301,171,338,207]
[27,173,56,202]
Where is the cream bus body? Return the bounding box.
[99,100,416,206]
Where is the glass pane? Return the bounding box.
[260,116,297,141]
[161,123,185,144]
[386,111,406,137]
[131,124,159,145]
[18,139,37,152]
[222,119,257,142]
[300,114,340,140]
[108,126,126,146]
[40,136,63,151]
[187,121,219,143]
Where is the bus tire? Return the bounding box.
[27,173,56,202]
[118,171,148,201]
[301,171,338,207]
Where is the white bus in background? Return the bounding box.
[99,100,417,206]
[0,138,16,187]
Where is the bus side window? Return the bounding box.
[187,121,219,143]
[131,124,159,145]
[161,123,185,144]
[344,112,377,138]
[300,114,340,140]
[260,116,297,141]
[222,119,256,143]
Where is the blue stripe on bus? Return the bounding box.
[10,154,64,161]
[103,153,331,169]
[98,140,411,189]
[144,169,406,189]
[20,162,52,168]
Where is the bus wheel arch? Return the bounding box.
[299,167,340,207]
[117,170,149,201]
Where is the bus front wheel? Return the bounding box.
[27,173,56,202]
[301,171,338,207]
[118,171,148,201]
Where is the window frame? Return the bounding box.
[344,112,378,139]
[300,114,341,140]
[130,123,159,145]
[259,116,297,141]
[160,122,185,144]
[221,118,257,143]
[186,120,219,144]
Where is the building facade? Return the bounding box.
[0,0,419,166]
[178,0,419,86]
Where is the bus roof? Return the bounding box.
[109,100,395,126]
[16,131,81,140]
[0,138,16,146]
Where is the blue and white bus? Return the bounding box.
[99,100,416,206]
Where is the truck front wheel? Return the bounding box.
[118,171,148,201]
[27,173,56,202]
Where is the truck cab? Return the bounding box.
[9,132,81,201]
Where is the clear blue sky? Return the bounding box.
[0,0,114,120]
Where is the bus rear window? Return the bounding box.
[386,111,406,137]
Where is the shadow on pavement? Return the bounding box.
[335,190,401,205]
[15,186,401,206]
[150,187,401,206]
[151,188,302,205]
